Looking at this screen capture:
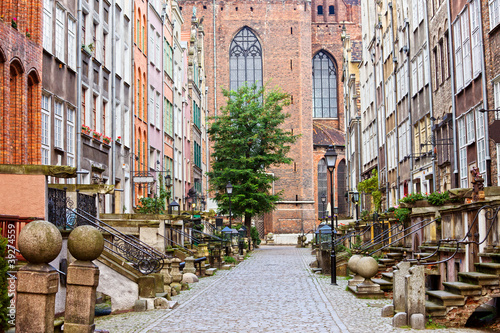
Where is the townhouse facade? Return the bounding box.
[354,0,498,212]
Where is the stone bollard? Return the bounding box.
[354,256,383,297]
[405,265,426,329]
[198,243,209,257]
[347,255,365,287]
[17,221,62,333]
[170,258,183,283]
[64,225,104,333]
[183,256,196,274]
[393,261,411,313]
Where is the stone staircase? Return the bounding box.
[425,262,500,327]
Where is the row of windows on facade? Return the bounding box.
[316,5,335,16]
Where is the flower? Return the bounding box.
[13,17,16,21]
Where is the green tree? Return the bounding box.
[136,177,170,214]
[358,169,382,212]
[208,83,299,234]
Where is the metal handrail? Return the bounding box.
[193,229,223,242]
[67,208,165,274]
[76,208,168,260]
[408,204,499,265]
[367,218,435,256]
[170,227,201,246]
[358,222,404,252]
[156,232,195,256]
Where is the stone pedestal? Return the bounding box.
[170,258,183,283]
[64,225,104,333]
[17,265,59,333]
[64,261,100,333]
[138,276,156,298]
[16,221,62,333]
[184,256,196,274]
[393,262,411,313]
[198,243,209,257]
[405,266,425,324]
[152,273,165,293]
[161,259,173,285]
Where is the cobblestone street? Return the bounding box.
[95,246,484,333]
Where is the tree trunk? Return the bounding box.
[245,213,252,238]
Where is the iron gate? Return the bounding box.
[48,188,69,229]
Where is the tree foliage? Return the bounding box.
[136,177,170,214]
[357,169,382,212]
[207,83,299,230]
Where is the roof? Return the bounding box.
[313,122,345,146]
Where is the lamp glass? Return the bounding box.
[324,146,338,171]
[165,174,172,187]
[226,181,233,195]
[321,193,326,203]
[353,191,359,203]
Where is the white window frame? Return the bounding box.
[470,0,481,76]
[458,117,468,188]
[55,5,65,60]
[54,100,64,149]
[466,111,475,145]
[149,86,155,126]
[41,94,51,165]
[454,18,464,90]
[462,8,472,85]
[494,79,500,120]
[67,107,75,156]
[155,92,160,129]
[67,16,76,69]
[43,0,53,52]
[490,0,500,30]
[476,109,486,174]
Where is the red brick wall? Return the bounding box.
[0,1,43,165]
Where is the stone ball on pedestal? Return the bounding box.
[68,225,104,261]
[356,256,379,279]
[347,254,362,274]
[18,220,62,264]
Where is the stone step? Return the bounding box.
[371,278,392,291]
[425,300,447,317]
[426,290,465,307]
[386,252,404,259]
[381,272,393,282]
[458,272,499,286]
[220,264,232,270]
[205,268,217,276]
[442,281,482,296]
[475,262,500,276]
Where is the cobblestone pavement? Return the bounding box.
[95,246,485,333]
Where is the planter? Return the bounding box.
[400,200,429,208]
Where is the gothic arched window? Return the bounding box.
[318,159,327,219]
[229,27,262,91]
[313,51,338,118]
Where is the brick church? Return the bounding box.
[179,0,361,236]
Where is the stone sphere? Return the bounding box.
[356,256,379,279]
[18,220,62,264]
[68,225,104,261]
[182,273,199,283]
[347,254,362,274]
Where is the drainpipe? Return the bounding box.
[213,0,217,116]
[76,0,82,184]
[424,0,436,192]
[111,0,116,203]
[406,18,414,192]
[478,3,491,186]
[389,0,399,201]
[131,0,136,208]
[447,0,459,187]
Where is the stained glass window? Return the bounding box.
[313,51,338,118]
[229,27,263,91]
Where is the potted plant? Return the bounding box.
[81,124,91,135]
[116,136,121,143]
[11,17,17,29]
[92,130,102,141]
[102,135,111,145]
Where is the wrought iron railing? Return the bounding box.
[406,205,499,266]
[48,188,72,229]
[66,207,167,274]
[156,232,195,256]
[170,228,201,249]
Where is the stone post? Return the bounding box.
[17,221,62,333]
[393,261,411,313]
[405,265,426,329]
[183,256,196,274]
[64,225,104,333]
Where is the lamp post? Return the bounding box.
[352,190,360,230]
[226,182,233,229]
[321,193,326,220]
[324,145,338,285]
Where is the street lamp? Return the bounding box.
[324,145,338,285]
[226,182,233,229]
[321,193,326,220]
[352,190,360,229]
[168,200,180,215]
